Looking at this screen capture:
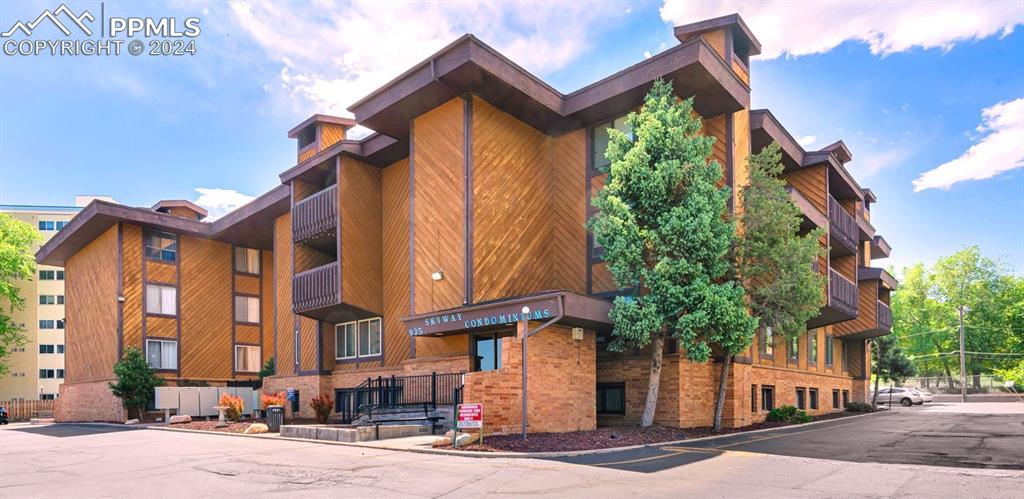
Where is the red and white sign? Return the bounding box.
[456,403,483,429]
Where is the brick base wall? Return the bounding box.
[262,374,331,419]
[464,324,596,436]
[54,379,126,422]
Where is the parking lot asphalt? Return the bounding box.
[553,403,1024,472]
[2,406,1023,498]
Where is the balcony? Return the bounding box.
[877,300,892,331]
[293,262,340,316]
[827,194,858,256]
[808,267,859,328]
[786,186,827,233]
[293,184,338,248]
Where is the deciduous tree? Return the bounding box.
[588,79,755,427]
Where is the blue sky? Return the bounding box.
[1,1,1021,275]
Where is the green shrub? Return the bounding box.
[766,405,811,424]
[844,401,875,413]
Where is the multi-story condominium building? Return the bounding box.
[38,14,894,429]
[0,198,112,400]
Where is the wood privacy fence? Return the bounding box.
[1,399,55,421]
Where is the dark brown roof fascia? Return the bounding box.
[209,184,290,233]
[785,186,828,228]
[151,199,209,219]
[821,140,853,163]
[803,151,865,202]
[859,266,898,290]
[286,114,357,138]
[750,109,806,168]
[673,13,762,56]
[278,140,361,183]
[871,235,891,258]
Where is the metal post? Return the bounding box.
[959,305,967,403]
[521,311,529,442]
[431,372,437,406]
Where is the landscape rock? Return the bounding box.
[244,423,269,434]
[455,432,478,447]
[432,437,452,448]
[168,415,192,425]
[124,419,140,425]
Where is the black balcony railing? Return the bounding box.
[292,184,338,242]
[829,268,859,317]
[828,194,858,255]
[292,262,339,313]
[877,300,892,331]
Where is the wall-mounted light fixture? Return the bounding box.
[431,271,444,281]
[117,296,126,303]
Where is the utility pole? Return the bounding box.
[958,305,967,403]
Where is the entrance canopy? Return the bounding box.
[402,291,613,337]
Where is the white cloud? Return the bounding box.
[855,147,913,179]
[912,98,1024,192]
[194,188,256,221]
[660,1,1022,59]
[226,0,623,116]
[796,135,816,147]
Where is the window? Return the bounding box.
[56,221,67,230]
[761,385,775,411]
[832,389,840,408]
[808,332,818,365]
[56,369,64,379]
[40,394,56,400]
[39,295,55,305]
[56,319,64,329]
[596,383,626,414]
[234,295,260,323]
[751,384,757,413]
[39,344,55,354]
[39,270,55,280]
[56,270,64,280]
[57,344,64,354]
[336,322,356,359]
[235,345,261,372]
[39,320,55,329]
[473,332,504,371]
[788,335,799,363]
[796,387,806,409]
[57,295,64,305]
[146,284,177,315]
[358,318,382,357]
[144,230,177,262]
[234,247,260,274]
[591,115,633,171]
[335,318,382,360]
[39,369,56,379]
[760,327,774,358]
[809,389,819,410]
[841,341,847,371]
[842,390,850,408]
[146,339,178,370]
[825,335,834,367]
[38,221,54,231]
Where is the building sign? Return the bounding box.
[456,403,483,429]
[404,296,560,336]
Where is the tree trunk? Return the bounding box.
[871,342,882,406]
[640,334,666,427]
[712,355,732,433]
[972,368,982,390]
[940,358,955,391]
[138,406,145,421]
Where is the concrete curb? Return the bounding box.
[60,409,891,459]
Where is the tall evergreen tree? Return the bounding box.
[727,142,825,430]
[588,79,755,427]
[109,347,165,420]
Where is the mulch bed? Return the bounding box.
[458,410,870,453]
[168,420,254,433]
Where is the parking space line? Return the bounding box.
[710,420,864,449]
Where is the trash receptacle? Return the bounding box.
[267,405,284,433]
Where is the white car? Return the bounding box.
[874,387,923,406]
[911,389,933,403]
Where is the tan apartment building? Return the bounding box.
[0,200,106,400]
[39,14,894,431]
